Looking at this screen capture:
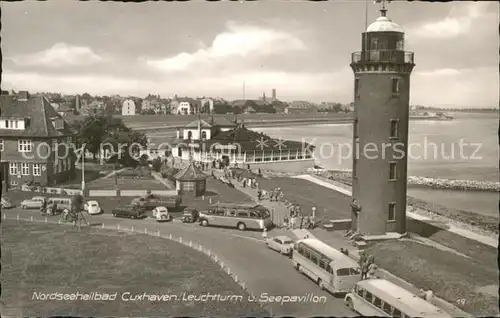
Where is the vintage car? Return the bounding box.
[182,208,199,223]
[265,236,294,255]
[152,206,172,222]
[131,194,182,210]
[1,196,14,209]
[112,206,146,219]
[20,196,47,209]
[85,200,103,215]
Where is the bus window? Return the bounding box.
[373,297,382,308]
[326,264,332,273]
[392,308,402,317]
[227,209,236,216]
[237,211,249,217]
[349,268,361,275]
[249,211,260,219]
[216,209,225,216]
[310,253,318,265]
[318,259,326,269]
[337,268,351,276]
[382,301,392,314]
[297,244,304,254]
[364,291,373,303]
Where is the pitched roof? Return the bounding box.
[174,162,207,181]
[184,119,212,129]
[0,94,75,137]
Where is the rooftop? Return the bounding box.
[174,162,207,181]
[0,93,75,137]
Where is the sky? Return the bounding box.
[1,0,498,108]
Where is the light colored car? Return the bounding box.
[152,206,171,222]
[1,196,14,209]
[85,200,103,215]
[20,196,46,209]
[266,235,294,255]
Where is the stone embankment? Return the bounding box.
[321,170,500,192]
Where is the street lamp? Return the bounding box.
[81,150,85,193]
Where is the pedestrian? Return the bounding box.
[296,204,301,216]
[367,263,378,279]
[290,213,296,230]
[424,289,434,303]
[278,189,284,201]
[359,251,367,279]
[257,189,262,201]
[255,181,259,190]
[247,164,251,170]
[299,214,304,229]
[283,216,289,229]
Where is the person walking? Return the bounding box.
[367,263,378,279]
[299,214,304,229]
[359,251,367,279]
[257,189,262,201]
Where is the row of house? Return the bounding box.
[121,95,215,116]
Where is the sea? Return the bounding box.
[257,112,499,218]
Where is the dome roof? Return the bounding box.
[174,162,206,181]
[367,16,404,33]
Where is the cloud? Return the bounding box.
[412,66,498,107]
[409,3,491,39]
[143,21,307,73]
[10,43,105,67]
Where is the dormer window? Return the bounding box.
[1,119,25,130]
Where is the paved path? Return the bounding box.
[101,168,126,179]
[293,174,498,248]
[151,171,176,189]
[2,207,355,317]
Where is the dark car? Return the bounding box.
[131,194,182,210]
[182,208,199,223]
[112,206,146,219]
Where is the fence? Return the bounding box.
[88,189,178,197]
[20,184,83,196]
[2,213,271,315]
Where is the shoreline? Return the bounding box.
[325,169,500,193]
[127,115,454,132]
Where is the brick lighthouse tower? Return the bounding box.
[349,1,415,237]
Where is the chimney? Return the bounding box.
[18,91,30,101]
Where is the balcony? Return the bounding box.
[351,50,414,64]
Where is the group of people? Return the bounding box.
[359,252,378,280]
[40,199,57,216]
[239,176,258,189]
[283,204,316,230]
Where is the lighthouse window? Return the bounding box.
[390,119,399,139]
[389,162,397,181]
[392,78,400,95]
[354,78,360,100]
[388,203,396,221]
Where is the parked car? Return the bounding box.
[266,236,294,255]
[20,196,46,209]
[152,206,171,222]
[85,200,103,215]
[131,194,182,210]
[112,206,145,219]
[1,196,14,209]
[182,208,199,223]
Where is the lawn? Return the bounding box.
[1,221,267,317]
[86,178,168,190]
[56,170,103,189]
[364,240,499,316]
[255,177,352,221]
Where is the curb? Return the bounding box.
[2,214,271,314]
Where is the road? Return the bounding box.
[2,207,356,317]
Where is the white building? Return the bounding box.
[122,99,136,115]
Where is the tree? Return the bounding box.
[76,115,147,166]
[213,102,233,114]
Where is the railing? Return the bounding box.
[351,50,414,64]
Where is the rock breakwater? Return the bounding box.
[317,170,499,192]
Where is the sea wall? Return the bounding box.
[316,170,500,192]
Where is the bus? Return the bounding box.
[198,203,273,231]
[344,279,453,317]
[292,238,361,295]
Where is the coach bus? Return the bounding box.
[344,278,453,317]
[198,202,272,231]
[292,238,361,295]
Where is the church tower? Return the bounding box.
[349,2,415,236]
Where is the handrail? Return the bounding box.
[351,50,414,64]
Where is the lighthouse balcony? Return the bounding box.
[351,50,414,65]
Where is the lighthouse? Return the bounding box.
[349,1,415,236]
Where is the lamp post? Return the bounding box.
[81,150,85,194]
